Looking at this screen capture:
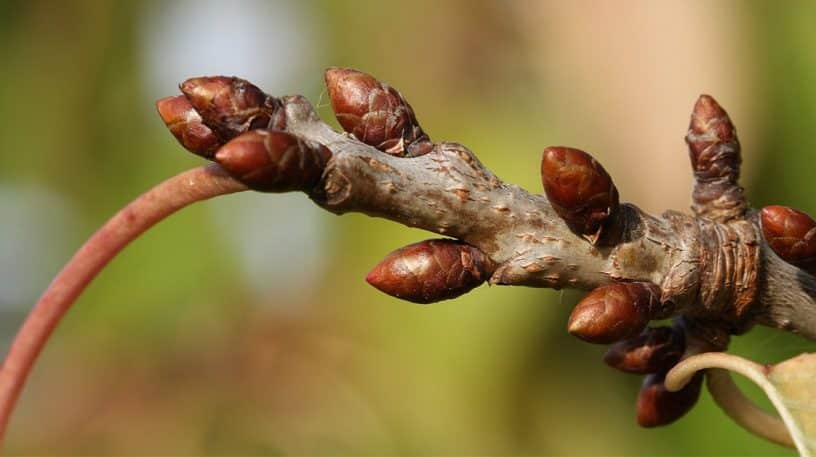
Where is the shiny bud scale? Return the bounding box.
[325,67,431,157]
[366,239,492,304]
[155,95,220,158]
[541,146,619,244]
[180,76,283,142]
[685,95,745,220]
[567,282,665,344]
[760,205,816,273]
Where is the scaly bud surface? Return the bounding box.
[214,130,330,193]
[541,146,619,244]
[180,76,281,141]
[567,282,665,344]
[155,96,220,158]
[685,95,745,221]
[604,326,685,374]
[325,67,431,157]
[366,240,492,304]
[760,205,816,273]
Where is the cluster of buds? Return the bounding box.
[157,68,493,302]
[155,68,816,433]
[156,76,326,193]
[542,94,816,428]
[539,132,706,426]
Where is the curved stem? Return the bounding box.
[665,352,807,455]
[0,164,247,442]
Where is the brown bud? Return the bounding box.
[366,240,492,304]
[760,205,816,273]
[325,67,431,157]
[180,76,282,141]
[214,130,331,193]
[686,95,740,180]
[156,95,220,158]
[567,282,666,344]
[541,147,619,244]
[636,372,703,427]
[604,326,685,374]
[686,95,745,221]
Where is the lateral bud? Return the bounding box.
[156,96,220,158]
[325,67,432,157]
[366,240,493,304]
[636,372,703,427]
[604,326,685,374]
[567,282,668,344]
[214,130,331,193]
[180,76,284,142]
[760,205,816,274]
[540,146,619,244]
[685,94,746,221]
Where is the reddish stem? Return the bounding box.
[0,164,247,441]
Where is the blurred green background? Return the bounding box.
[0,0,814,454]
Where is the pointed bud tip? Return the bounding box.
[366,240,490,304]
[155,95,193,125]
[688,94,734,139]
[693,94,726,118]
[324,67,360,87]
[568,282,662,345]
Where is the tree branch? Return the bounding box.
[281,94,816,340]
[2,68,815,448]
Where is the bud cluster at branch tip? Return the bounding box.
[540,146,619,244]
[366,239,493,304]
[156,76,284,159]
[567,282,667,344]
[760,205,816,274]
[325,67,432,157]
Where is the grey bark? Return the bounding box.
[281,95,816,341]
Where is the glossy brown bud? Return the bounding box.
[604,326,685,374]
[180,76,282,141]
[686,95,745,221]
[325,67,431,157]
[567,282,666,344]
[214,130,331,193]
[366,240,492,304]
[686,95,739,180]
[760,205,816,273]
[636,372,703,427]
[156,95,220,158]
[541,147,619,244]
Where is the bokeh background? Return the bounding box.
[0,0,814,454]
